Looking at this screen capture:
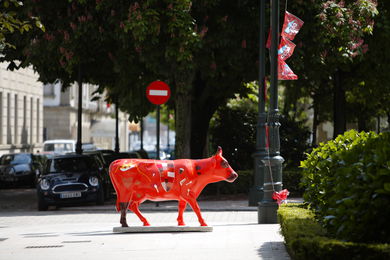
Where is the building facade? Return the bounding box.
[0,63,43,155]
[43,82,129,151]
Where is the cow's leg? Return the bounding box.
[177,200,187,226]
[119,202,129,227]
[129,202,150,226]
[186,197,207,226]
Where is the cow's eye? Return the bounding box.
[221,160,228,168]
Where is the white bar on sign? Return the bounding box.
[149,90,168,96]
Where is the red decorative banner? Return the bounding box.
[281,11,304,41]
[266,28,271,49]
[278,59,298,80]
[278,36,296,61]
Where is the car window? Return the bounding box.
[43,143,74,153]
[0,154,31,165]
[46,157,98,174]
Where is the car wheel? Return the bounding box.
[37,195,48,211]
[96,187,105,205]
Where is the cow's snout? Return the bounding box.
[226,171,238,183]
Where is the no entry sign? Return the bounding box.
[146,81,171,105]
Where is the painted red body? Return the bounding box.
[109,147,238,227]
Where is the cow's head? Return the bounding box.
[211,147,238,183]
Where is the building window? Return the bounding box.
[43,84,55,96]
[0,92,2,145]
[22,96,27,144]
[7,93,11,144]
[14,94,18,144]
[36,98,40,143]
[30,97,34,144]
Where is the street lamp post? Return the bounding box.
[76,65,83,155]
[258,0,284,224]
[115,102,120,153]
[249,0,267,206]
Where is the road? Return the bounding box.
[0,188,290,260]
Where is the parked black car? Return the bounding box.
[36,154,111,210]
[0,153,46,187]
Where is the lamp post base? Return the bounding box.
[249,187,263,206]
[258,202,279,224]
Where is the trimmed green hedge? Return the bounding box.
[301,130,390,243]
[278,204,390,260]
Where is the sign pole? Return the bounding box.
[156,105,160,160]
[146,80,171,160]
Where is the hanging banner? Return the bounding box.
[278,36,296,61]
[278,59,298,80]
[281,11,304,41]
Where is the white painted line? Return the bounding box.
[149,90,168,96]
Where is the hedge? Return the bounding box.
[278,204,390,260]
[301,130,390,243]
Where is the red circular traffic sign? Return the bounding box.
[146,81,171,105]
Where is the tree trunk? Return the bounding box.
[357,113,368,132]
[174,81,192,159]
[189,72,220,159]
[190,101,218,159]
[333,69,347,139]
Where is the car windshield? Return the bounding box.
[0,154,32,165]
[43,143,74,153]
[45,157,97,174]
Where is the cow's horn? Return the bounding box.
[216,146,222,156]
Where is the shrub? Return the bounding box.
[278,204,390,260]
[301,130,390,243]
[210,104,311,171]
[283,168,305,197]
[209,105,257,170]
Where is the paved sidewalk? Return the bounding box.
[0,199,295,260]
[59,197,304,212]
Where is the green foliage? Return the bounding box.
[283,169,305,197]
[0,0,44,50]
[278,204,390,260]
[279,116,311,168]
[210,96,311,171]
[301,130,390,243]
[209,103,257,170]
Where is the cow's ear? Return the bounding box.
[215,146,223,157]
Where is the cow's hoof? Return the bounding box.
[200,222,208,226]
[121,223,129,227]
[143,222,151,226]
[178,222,185,226]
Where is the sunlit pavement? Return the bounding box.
[0,208,291,259]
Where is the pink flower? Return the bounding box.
[362,44,369,54]
[70,22,77,31]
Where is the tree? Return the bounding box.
[0,0,44,50]
[348,0,390,131]
[284,0,378,139]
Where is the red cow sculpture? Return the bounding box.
[109,147,238,227]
